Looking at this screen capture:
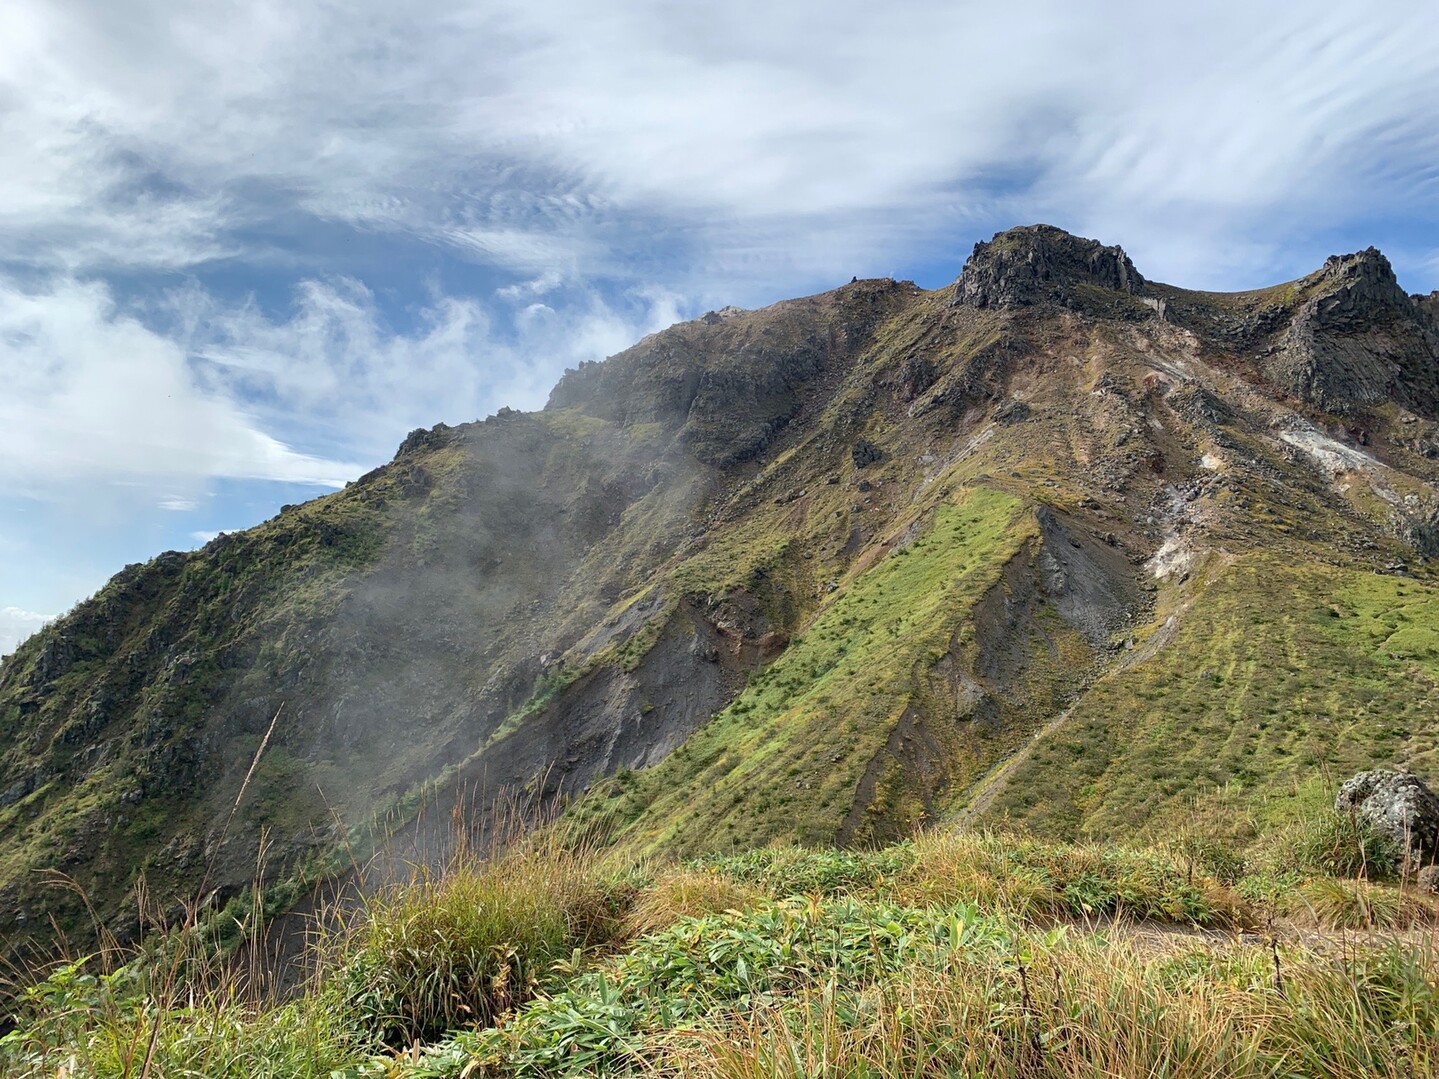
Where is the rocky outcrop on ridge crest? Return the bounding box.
[1306,248,1414,322]
[545,279,912,466]
[953,224,1146,312]
[1264,247,1439,417]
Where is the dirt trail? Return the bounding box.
[955,702,1083,827]
[954,608,1186,828]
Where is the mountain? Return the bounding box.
[4,224,1439,961]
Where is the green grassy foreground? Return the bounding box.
[3,817,1437,1078]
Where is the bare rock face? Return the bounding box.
[1265,249,1439,417]
[954,224,1145,311]
[1335,768,1439,867]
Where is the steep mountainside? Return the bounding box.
[4,224,1439,958]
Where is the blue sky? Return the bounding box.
[2,0,1438,653]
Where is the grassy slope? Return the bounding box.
[568,488,1046,855]
[555,283,1439,861]
[0,412,710,955]
[0,459,412,933]
[980,554,1439,840]
[4,826,1437,1078]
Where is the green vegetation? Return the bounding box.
[7,225,1439,1000]
[567,488,1045,854]
[0,475,402,956]
[981,556,1439,841]
[339,841,623,1044]
[4,821,1437,1078]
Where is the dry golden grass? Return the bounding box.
[623,869,767,937]
[657,934,1439,1079]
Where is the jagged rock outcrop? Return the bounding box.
[1335,768,1439,868]
[1264,249,1439,416]
[953,224,1145,311]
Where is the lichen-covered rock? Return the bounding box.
[1334,768,1439,867]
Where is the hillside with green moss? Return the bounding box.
[4,223,1439,965]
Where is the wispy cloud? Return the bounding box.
[0,276,363,499]
[3,1,1435,289]
[497,270,564,301]
[0,269,689,514]
[181,274,690,460]
[2,0,1437,623]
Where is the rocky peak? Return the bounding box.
[1265,246,1439,416]
[953,224,1145,310]
[1301,247,1412,328]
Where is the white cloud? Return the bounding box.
[0,276,362,499]
[497,270,564,301]
[0,606,51,656]
[0,264,687,519]
[445,229,593,274]
[190,530,220,545]
[184,275,692,458]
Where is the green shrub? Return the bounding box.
[689,844,916,895]
[1294,877,1437,930]
[623,869,766,935]
[1172,831,1248,885]
[901,831,1247,927]
[0,958,364,1078]
[1291,811,1401,880]
[443,895,1025,1076]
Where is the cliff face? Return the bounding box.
[6,226,1439,959]
[1265,249,1439,417]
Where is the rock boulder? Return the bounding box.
[1334,768,1439,868]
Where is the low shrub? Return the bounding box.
[623,869,766,936]
[0,958,362,1078]
[688,845,915,895]
[1171,830,1248,885]
[1295,877,1438,930]
[422,916,1439,1079]
[338,843,622,1045]
[1290,810,1401,880]
[900,831,1248,927]
[437,896,1026,1076]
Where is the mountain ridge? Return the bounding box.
[4,224,1439,963]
